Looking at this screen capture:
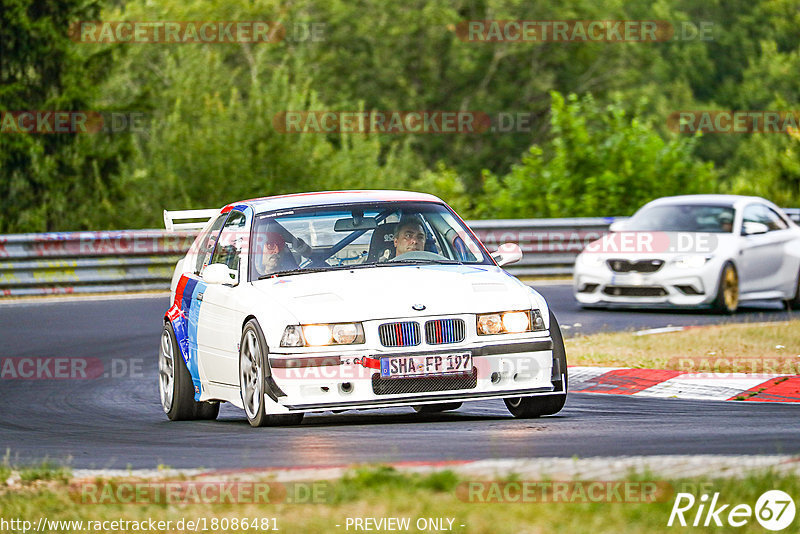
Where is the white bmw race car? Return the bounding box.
[574,194,800,313]
[159,190,567,426]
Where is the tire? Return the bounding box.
[712,262,739,314]
[413,402,462,413]
[239,319,304,427]
[504,310,568,418]
[785,270,800,310]
[159,322,219,421]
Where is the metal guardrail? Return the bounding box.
[0,231,196,297]
[1,209,797,297]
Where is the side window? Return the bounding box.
[208,211,247,283]
[743,204,788,231]
[765,207,789,230]
[193,214,228,275]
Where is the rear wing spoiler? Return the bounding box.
[163,209,219,231]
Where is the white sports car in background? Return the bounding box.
[159,191,567,426]
[574,194,800,313]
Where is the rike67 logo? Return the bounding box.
[668,490,796,530]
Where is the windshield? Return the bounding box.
[623,204,736,233]
[249,201,491,280]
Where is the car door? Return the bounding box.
[737,203,791,294]
[197,209,248,386]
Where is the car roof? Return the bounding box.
[225,190,444,214]
[644,194,770,209]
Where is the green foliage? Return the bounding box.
[0,0,133,232]
[333,465,460,503]
[476,92,715,218]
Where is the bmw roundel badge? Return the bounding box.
[412,304,426,311]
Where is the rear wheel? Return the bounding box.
[504,311,568,418]
[413,402,462,413]
[159,322,219,421]
[240,320,304,427]
[712,263,739,314]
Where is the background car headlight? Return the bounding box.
[477,310,544,335]
[578,254,605,269]
[280,323,365,347]
[673,255,711,269]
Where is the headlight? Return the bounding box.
[578,254,605,269]
[673,255,710,269]
[280,323,365,347]
[477,310,545,335]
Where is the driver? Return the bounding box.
[718,211,733,233]
[254,231,296,276]
[393,216,426,256]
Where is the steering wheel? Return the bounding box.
[390,251,449,262]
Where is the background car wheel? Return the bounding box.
[413,402,462,413]
[712,262,739,314]
[239,319,304,427]
[159,322,219,421]
[504,310,568,418]
[784,270,800,310]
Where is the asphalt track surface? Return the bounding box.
[0,285,798,469]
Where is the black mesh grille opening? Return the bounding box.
[675,285,703,295]
[607,259,664,273]
[371,368,478,395]
[578,283,599,293]
[602,286,668,297]
[425,318,466,345]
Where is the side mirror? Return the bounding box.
[608,221,625,232]
[491,243,522,267]
[742,221,769,236]
[203,263,235,285]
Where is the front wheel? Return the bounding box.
[712,262,739,314]
[159,322,219,421]
[785,270,800,310]
[239,320,304,427]
[504,310,568,418]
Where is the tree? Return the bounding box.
[476,91,716,218]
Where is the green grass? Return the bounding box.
[566,319,800,371]
[1,465,798,533]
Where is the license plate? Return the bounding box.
[380,352,472,379]
[612,273,648,285]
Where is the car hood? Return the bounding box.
[252,264,534,323]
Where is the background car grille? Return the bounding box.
[425,318,465,345]
[603,286,668,297]
[379,321,421,347]
[371,368,477,395]
[607,259,664,273]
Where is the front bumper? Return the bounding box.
[574,264,718,308]
[266,338,562,413]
